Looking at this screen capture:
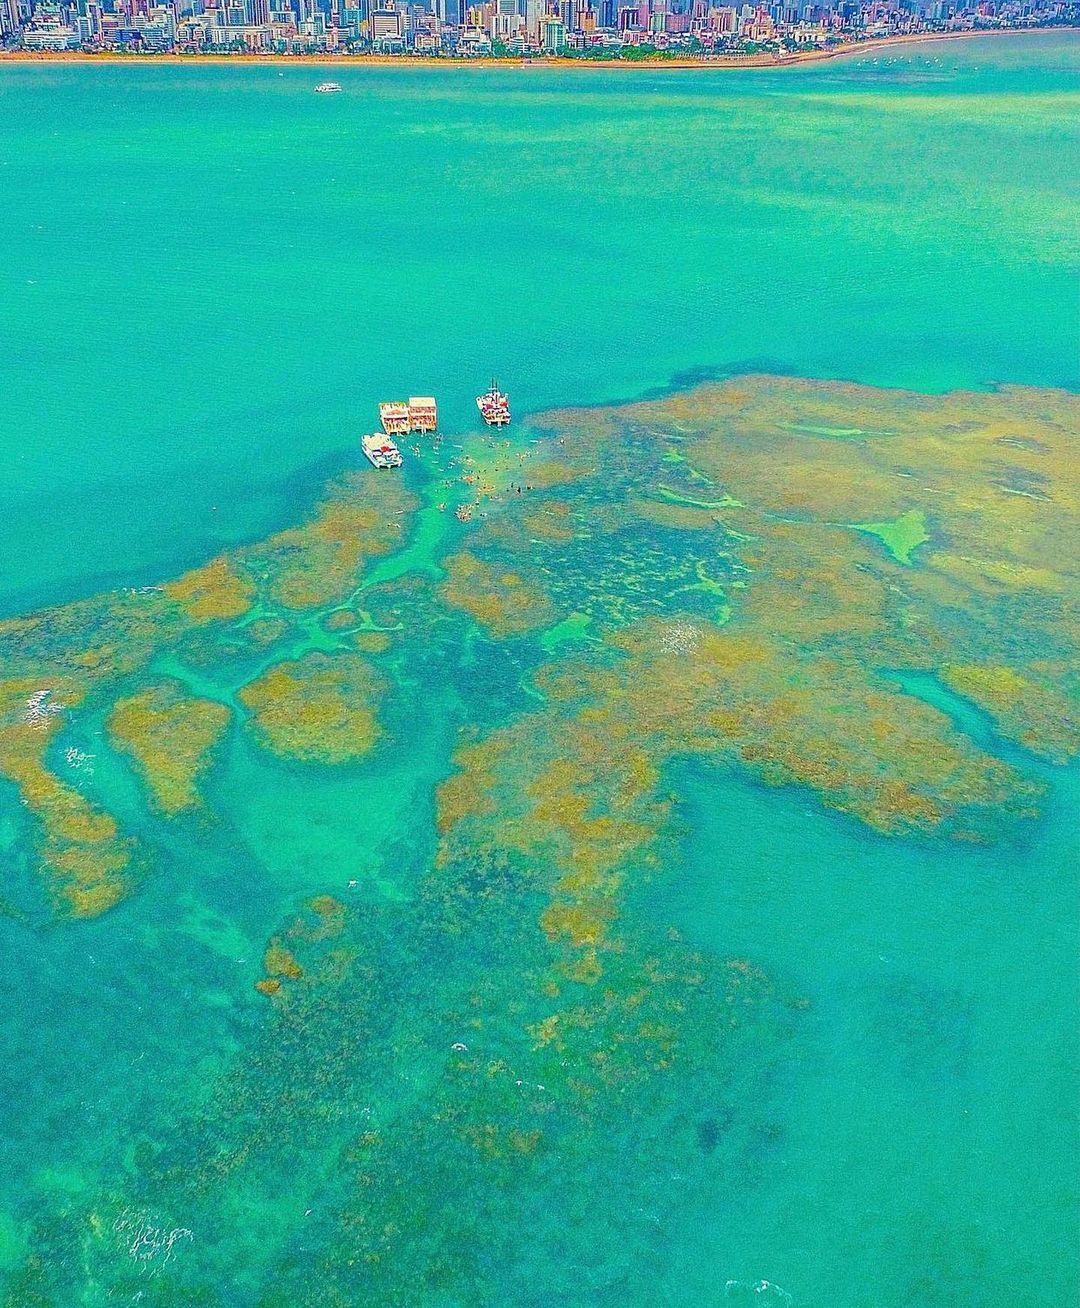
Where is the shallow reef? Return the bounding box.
[2,373,1076,1301]
[439,550,557,638]
[1,374,1074,921]
[0,676,135,917]
[161,555,254,624]
[0,469,416,916]
[108,680,231,816]
[244,472,415,611]
[940,661,1079,764]
[509,375,1079,783]
[238,652,387,765]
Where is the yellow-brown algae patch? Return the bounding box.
[238,652,385,765]
[440,608,1037,975]
[162,555,254,623]
[436,711,669,988]
[281,894,350,946]
[62,868,129,919]
[612,619,1034,835]
[0,590,176,687]
[628,496,719,533]
[324,609,359,632]
[254,907,357,996]
[942,663,1080,764]
[350,631,392,654]
[264,939,304,979]
[521,499,576,543]
[518,457,585,489]
[243,616,291,647]
[517,942,728,1097]
[0,678,136,918]
[250,473,415,611]
[435,738,503,837]
[440,552,557,638]
[600,375,1079,565]
[107,681,231,816]
[540,900,615,950]
[737,522,890,643]
[926,553,1064,598]
[513,375,1077,785]
[47,823,135,920]
[307,895,347,939]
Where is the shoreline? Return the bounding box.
[0,26,1074,71]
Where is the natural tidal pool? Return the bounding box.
[0,33,1078,1308]
[1,371,1077,1305]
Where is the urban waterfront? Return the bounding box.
[0,34,1078,1307]
[1,0,1077,60]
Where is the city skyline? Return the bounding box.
[3,0,1076,58]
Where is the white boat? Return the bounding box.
[361,433,402,469]
[476,378,510,427]
[314,81,343,94]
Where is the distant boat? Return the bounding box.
[314,81,343,94]
[476,379,510,427]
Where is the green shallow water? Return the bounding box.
[0,33,1078,1308]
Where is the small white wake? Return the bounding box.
[724,1279,794,1307]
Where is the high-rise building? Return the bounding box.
[540,11,563,43]
[369,0,403,41]
[74,0,103,35]
[492,0,517,33]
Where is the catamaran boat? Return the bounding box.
[476,379,510,427]
[361,433,403,469]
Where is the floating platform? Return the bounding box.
[407,396,438,432]
[380,396,438,435]
[379,402,411,436]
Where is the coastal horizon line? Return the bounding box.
[1,25,1074,71]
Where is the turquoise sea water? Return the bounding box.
[0,34,1078,1307]
[0,35,1078,610]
